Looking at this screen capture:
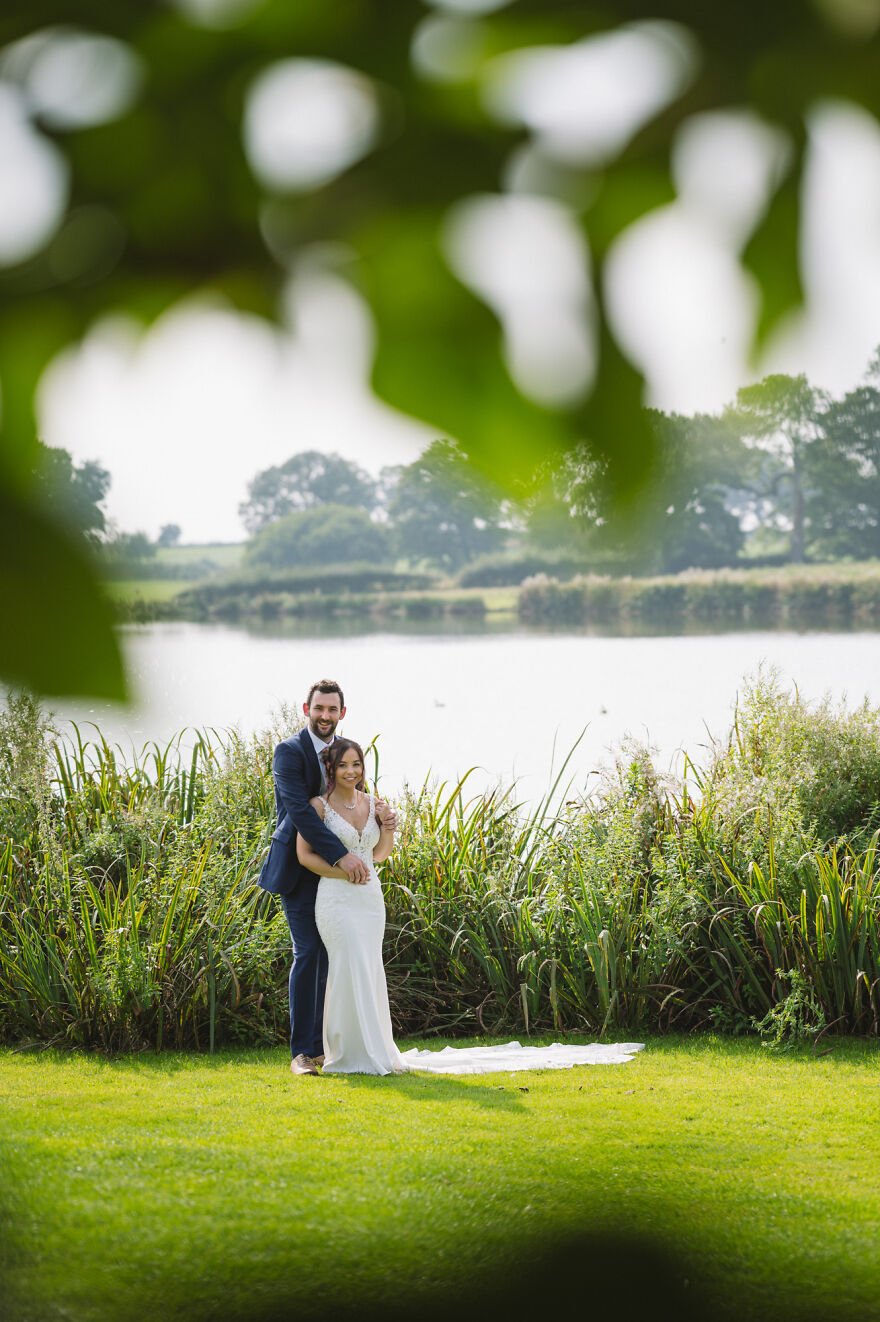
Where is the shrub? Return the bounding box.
[245,505,391,570]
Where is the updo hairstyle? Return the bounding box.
[320,738,367,795]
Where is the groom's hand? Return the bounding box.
[339,852,370,885]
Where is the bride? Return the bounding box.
[297,739,643,1076]
[297,738,406,1074]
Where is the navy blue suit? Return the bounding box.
[259,728,347,1058]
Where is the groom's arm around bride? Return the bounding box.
[258,729,370,894]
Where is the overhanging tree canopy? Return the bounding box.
[2,0,879,695]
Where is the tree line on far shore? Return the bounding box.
[37,355,880,582]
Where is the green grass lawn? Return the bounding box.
[107,580,188,604]
[438,584,519,614]
[2,1034,879,1322]
[155,544,244,571]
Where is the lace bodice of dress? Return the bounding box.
[322,794,380,862]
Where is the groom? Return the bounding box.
[259,678,382,1076]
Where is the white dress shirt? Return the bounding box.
[306,726,336,791]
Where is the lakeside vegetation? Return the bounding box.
[3,671,880,1052]
[519,561,880,630]
[109,559,880,632]
[3,1036,879,1322]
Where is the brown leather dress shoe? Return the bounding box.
[312,1055,325,1069]
[291,1053,319,1076]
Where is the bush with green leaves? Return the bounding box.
[245,505,392,571]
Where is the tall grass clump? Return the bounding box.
[0,699,293,1051]
[2,672,880,1051]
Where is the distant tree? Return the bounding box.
[105,531,157,563]
[33,444,110,544]
[812,354,880,558]
[727,375,828,563]
[157,523,182,548]
[389,440,506,571]
[527,414,748,573]
[245,504,390,569]
[374,466,403,522]
[239,452,377,535]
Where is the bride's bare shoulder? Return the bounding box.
[309,795,326,819]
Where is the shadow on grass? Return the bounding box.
[330,1069,529,1111]
[229,1232,706,1322]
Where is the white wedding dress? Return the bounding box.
[314,797,644,1076]
[314,796,408,1075]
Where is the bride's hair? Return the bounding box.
[321,738,367,795]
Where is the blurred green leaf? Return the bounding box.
[586,162,676,258]
[578,312,657,498]
[359,211,572,489]
[742,158,804,352]
[0,302,80,487]
[0,489,126,700]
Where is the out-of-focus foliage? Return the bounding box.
[244,502,391,569]
[239,451,378,535]
[526,412,748,573]
[2,0,879,695]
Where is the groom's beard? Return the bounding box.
[309,718,338,741]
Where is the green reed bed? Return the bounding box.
[518,562,880,629]
[2,673,880,1051]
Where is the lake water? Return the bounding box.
[52,620,880,804]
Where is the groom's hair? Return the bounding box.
[321,738,366,793]
[306,678,344,707]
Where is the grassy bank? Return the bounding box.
[2,672,880,1051]
[519,562,880,629]
[2,1037,879,1322]
[109,579,518,624]
[108,560,880,630]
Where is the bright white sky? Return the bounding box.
[3,15,880,542]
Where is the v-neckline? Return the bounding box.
[324,794,371,840]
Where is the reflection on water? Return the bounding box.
[53,621,880,803]
[239,613,879,642]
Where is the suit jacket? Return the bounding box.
[258,728,348,896]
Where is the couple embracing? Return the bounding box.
[259,678,407,1077]
[260,677,646,1080]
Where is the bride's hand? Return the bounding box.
[375,799,398,831]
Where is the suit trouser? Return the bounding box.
[280,885,328,1059]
